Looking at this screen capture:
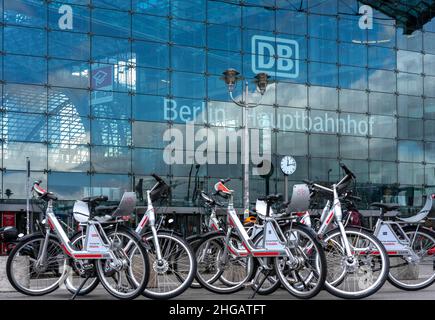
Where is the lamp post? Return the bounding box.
[221,69,271,217]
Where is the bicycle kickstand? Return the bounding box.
[71,274,91,300]
[249,268,272,300]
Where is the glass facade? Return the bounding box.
[1,0,435,212]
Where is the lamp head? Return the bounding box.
[221,68,241,92]
[254,72,270,95]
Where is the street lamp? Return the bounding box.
[221,69,271,217]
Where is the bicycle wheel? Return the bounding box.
[274,224,327,299]
[195,232,254,294]
[142,230,197,299]
[95,226,149,300]
[187,235,204,289]
[323,227,389,299]
[64,231,100,296]
[388,226,435,290]
[249,232,281,296]
[6,233,68,296]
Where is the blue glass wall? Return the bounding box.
[1,0,435,209]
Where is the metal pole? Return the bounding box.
[284,175,289,203]
[243,81,250,218]
[26,157,30,235]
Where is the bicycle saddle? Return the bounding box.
[82,195,108,205]
[258,194,282,204]
[0,226,18,241]
[370,202,400,212]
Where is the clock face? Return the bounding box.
[280,156,297,175]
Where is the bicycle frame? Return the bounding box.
[45,199,123,261]
[309,182,360,259]
[219,192,296,259]
[371,195,433,259]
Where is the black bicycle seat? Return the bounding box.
[258,194,282,204]
[82,195,108,205]
[370,202,400,212]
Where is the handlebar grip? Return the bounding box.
[340,163,356,178]
[151,173,163,182]
[302,179,313,185]
[221,178,231,184]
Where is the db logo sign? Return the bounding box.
[252,35,299,79]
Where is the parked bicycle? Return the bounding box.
[65,174,197,300]
[195,179,327,299]
[302,163,390,299]
[6,181,149,300]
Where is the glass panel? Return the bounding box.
[91,118,131,146]
[90,174,130,201]
[398,163,424,185]
[4,0,46,28]
[339,66,367,90]
[369,138,396,161]
[276,10,307,35]
[397,72,423,96]
[4,112,47,142]
[309,86,337,110]
[133,41,169,69]
[369,69,396,93]
[132,0,169,16]
[48,115,89,145]
[398,140,424,162]
[370,161,397,184]
[340,136,368,160]
[370,115,396,139]
[208,1,241,26]
[49,31,90,61]
[340,89,368,113]
[3,142,47,170]
[171,46,206,73]
[132,14,169,42]
[369,92,396,116]
[49,172,90,200]
[398,95,423,118]
[207,24,241,52]
[397,50,422,74]
[4,55,46,85]
[308,14,337,40]
[3,171,46,199]
[92,91,131,120]
[397,118,423,140]
[368,46,396,70]
[91,146,131,174]
[172,19,205,47]
[132,148,168,175]
[4,25,46,56]
[309,63,337,87]
[4,84,47,113]
[425,120,435,141]
[309,134,338,158]
[92,8,130,38]
[172,0,205,21]
[171,72,206,99]
[48,144,89,172]
[132,121,168,148]
[49,59,89,89]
